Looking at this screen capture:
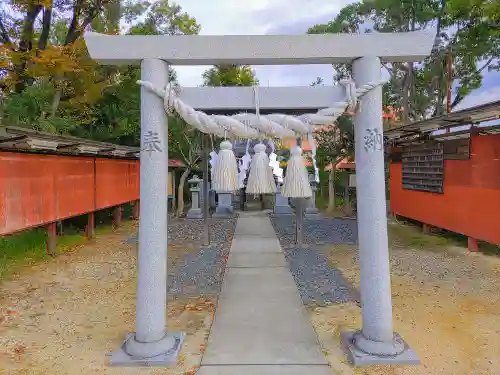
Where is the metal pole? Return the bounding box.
[202,134,210,246]
[295,137,303,246]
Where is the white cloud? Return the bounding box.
[172,1,499,110]
[173,0,352,87]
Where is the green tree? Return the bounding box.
[0,0,122,131]
[314,115,354,213]
[1,0,200,143]
[167,114,203,217]
[114,0,201,217]
[308,0,499,123]
[125,0,200,35]
[0,0,120,93]
[202,65,259,86]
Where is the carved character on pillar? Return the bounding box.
[142,130,163,157]
[364,128,383,152]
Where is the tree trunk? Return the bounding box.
[176,167,190,217]
[50,79,63,117]
[37,8,52,51]
[13,4,43,92]
[401,64,413,124]
[49,1,102,117]
[327,166,336,212]
[171,171,177,213]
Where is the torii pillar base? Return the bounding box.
[213,192,235,218]
[108,332,185,367]
[341,331,419,367]
[274,186,294,215]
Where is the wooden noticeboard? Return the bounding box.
[402,141,444,194]
[443,138,470,160]
[349,174,356,187]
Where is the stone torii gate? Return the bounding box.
[84,30,434,367]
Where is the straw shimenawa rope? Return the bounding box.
[136,79,384,140]
[137,79,384,197]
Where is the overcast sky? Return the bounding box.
[172,0,499,111]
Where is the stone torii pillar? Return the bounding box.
[109,58,184,366]
[340,56,419,365]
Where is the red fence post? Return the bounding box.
[467,237,479,252]
[422,223,432,235]
[87,212,95,239]
[46,222,57,256]
[113,205,122,228]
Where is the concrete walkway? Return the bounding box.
[198,211,332,375]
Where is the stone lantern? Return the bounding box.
[304,173,320,217]
[186,175,203,219]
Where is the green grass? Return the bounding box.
[387,221,453,250]
[0,219,124,282]
[316,194,352,218]
[387,220,500,256]
[320,207,346,218]
[0,229,87,281]
[476,241,500,256]
[0,205,136,282]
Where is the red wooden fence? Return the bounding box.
[390,134,500,247]
[0,151,139,236]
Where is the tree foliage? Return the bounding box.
[0,0,199,145]
[315,116,354,171]
[202,65,259,87]
[314,116,355,211]
[308,0,499,123]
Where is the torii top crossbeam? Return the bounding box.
[84,30,435,66]
[84,31,434,113]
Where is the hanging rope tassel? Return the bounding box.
[307,133,320,184]
[238,139,251,188]
[209,149,218,182]
[246,143,277,195]
[281,145,312,198]
[213,140,239,193]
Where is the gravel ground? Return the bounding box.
[314,241,500,375]
[0,222,227,375]
[169,245,227,297]
[125,214,236,245]
[282,246,359,306]
[269,214,359,306]
[269,214,357,247]
[126,216,237,297]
